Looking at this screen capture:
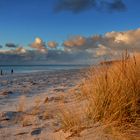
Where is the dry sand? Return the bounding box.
[0,69,86,140]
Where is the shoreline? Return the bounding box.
[0,69,85,112]
[0,60,139,140]
[0,65,90,75]
[0,68,85,139]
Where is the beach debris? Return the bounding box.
[22,121,32,127]
[30,81,37,85]
[48,95,64,102]
[14,131,29,136]
[54,88,65,92]
[0,111,17,121]
[44,96,49,103]
[31,128,42,136]
[0,91,13,96]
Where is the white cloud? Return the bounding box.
[0,47,27,54]
[1,28,140,65]
[63,28,140,57]
[47,41,58,48]
[63,36,86,48]
[30,37,47,53]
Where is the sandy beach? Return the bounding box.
[0,63,140,140]
[1,0,140,139]
[0,69,86,140]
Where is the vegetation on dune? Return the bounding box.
[60,53,140,139]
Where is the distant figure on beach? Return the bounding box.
[0,69,2,75]
[11,69,14,74]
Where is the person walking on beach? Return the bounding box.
[0,69,3,76]
[11,69,14,74]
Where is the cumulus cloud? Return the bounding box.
[63,28,140,57]
[63,35,100,52]
[0,48,94,65]
[54,0,126,13]
[63,36,86,48]
[5,43,18,48]
[47,41,58,48]
[1,28,140,65]
[95,44,117,57]
[0,48,48,65]
[46,50,94,64]
[102,28,140,52]
[30,37,47,53]
[14,47,27,54]
[0,47,27,54]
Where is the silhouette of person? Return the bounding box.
[11,69,14,74]
[0,69,3,76]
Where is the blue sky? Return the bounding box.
[0,0,139,46]
[0,0,140,65]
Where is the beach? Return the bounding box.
[1,0,140,139]
[0,69,86,140]
[0,61,139,140]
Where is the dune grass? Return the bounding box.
[80,53,140,138]
[60,53,140,139]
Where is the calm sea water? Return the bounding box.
[0,65,88,74]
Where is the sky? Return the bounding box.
[0,0,140,65]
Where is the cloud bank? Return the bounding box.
[62,28,140,58]
[0,28,140,65]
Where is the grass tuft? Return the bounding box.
[60,53,140,139]
[80,53,140,138]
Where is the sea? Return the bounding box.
[0,65,89,74]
